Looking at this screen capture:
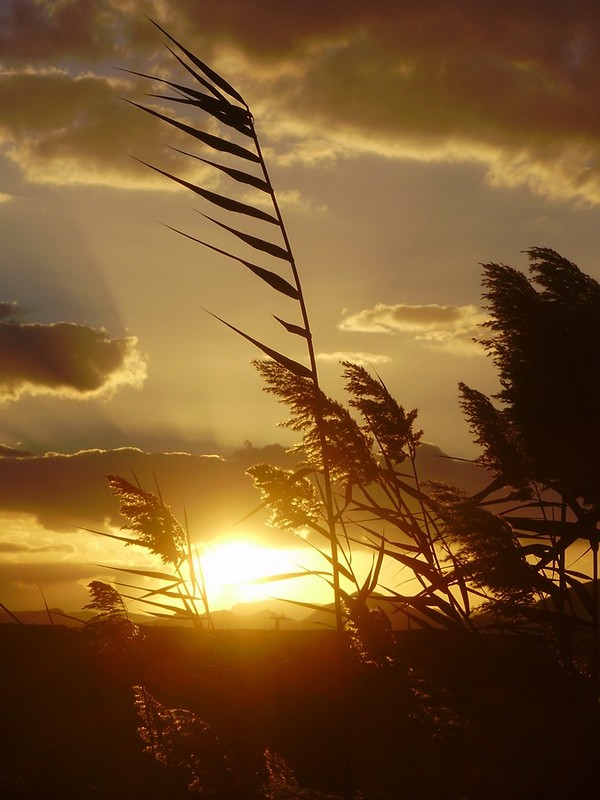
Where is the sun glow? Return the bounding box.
[197,537,331,611]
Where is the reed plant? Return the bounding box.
[97,23,576,648]
[79,20,600,799]
[118,20,513,644]
[86,474,214,631]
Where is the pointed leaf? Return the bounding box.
[150,92,252,136]
[273,316,308,337]
[202,213,291,261]
[95,564,181,582]
[121,67,251,131]
[301,541,355,582]
[272,596,338,615]
[113,580,182,598]
[80,526,140,547]
[164,225,299,299]
[388,595,457,629]
[366,537,386,595]
[150,18,247,105]
[171,149,271,193]
[207,311,314,379]
[136,158,277,223]
[119,593,191,615]
[164,45,230,104]
[126,100,260,162]
[243,570,329,585]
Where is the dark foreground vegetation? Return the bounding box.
[1,622,599,800]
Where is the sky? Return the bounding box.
[1,0,600,612]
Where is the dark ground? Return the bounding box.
[0,623,598,799]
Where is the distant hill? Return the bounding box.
[0,603,317,631]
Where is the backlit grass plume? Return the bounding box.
[86,475,213,631]
[108,475,187,566]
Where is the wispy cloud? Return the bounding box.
[0,319,147,402]
[0,541,74,554]
[340,303,487,356]
[317,351,391,367]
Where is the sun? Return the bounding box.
[197,536,330,610]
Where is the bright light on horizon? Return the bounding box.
[197,536,334,611]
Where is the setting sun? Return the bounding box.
[198,537,331,610]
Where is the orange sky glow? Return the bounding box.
[1,1,600,615]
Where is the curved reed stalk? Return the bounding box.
[128,20,345,632]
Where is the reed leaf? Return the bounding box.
[112,580,182,598]
[120,68,251,133]
[119,593,193,615]
[272,596,338,615]
[95,564,182,582]
[164,225,299,299]
[273,315,308,337]
[81,526,141,547]
[201,213,291,261]
[135,159,278,223]
[149,18,248,105]
[170,150,271,192]
[242,570,329,585]
[126,100,259,162]
[207,312,314,379]
[146,91,252,135]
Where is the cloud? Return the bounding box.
[317,351,391,367]
[0,66,193,189]
[2,2,600,202]
[0,444,34,458]
[340,303,487,355]
[0,445,299,609]
[0,447,270,540]
[0,301,22,320]
[0,541,74,554]
[0,320,146,402]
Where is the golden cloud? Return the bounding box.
[340,303,487,356]
[2,2,600,202]
[317,351,391,366]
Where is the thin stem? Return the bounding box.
[250,120,344,635]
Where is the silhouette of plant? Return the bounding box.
[133,685,237,796]
[246,358,487,639]
[86,475,214,631]
[84,579,139,651]
[114,21,532,657]
[124,19,348,632]
[460,247,600,662]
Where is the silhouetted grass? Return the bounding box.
[63,22,600,800]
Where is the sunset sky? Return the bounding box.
[1,0,600,613]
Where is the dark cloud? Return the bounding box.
[0,320,146,401]
[0,444,33,458]
[2,1,600,201]
[0,560,99,587]
[0,301,22,320]
[0,447,271,542]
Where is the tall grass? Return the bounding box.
[78,21,600,800]
[116,21,507,643]
[86,474,214,631]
